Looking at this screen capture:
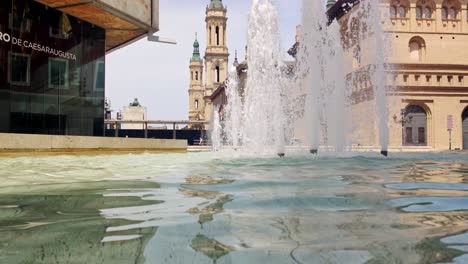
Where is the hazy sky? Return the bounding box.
[106,0,302,120]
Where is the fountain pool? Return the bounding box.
[0,151,467,263]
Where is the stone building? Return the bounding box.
[188,0,229,128]
[121,98,147,130]
[327,0,468,150]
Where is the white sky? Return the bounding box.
[106,0,303,120]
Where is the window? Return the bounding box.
[70,66,81,86]
[390,1,410,18]
[416,7,422,19]
[215,66,220,83]
[215,26,220,46]
[390,6,397,18]
[94,61,105,91]
[442,7,448,20]
[416,0,434,19]
[9,1,31,32]
[0,0,106,137]
[449,8,457,19]
[49,58,69,89]
[195,100,199,110]
[409,37,425,62]
[209,27,212,45]
[195,71,199,81]
[8,53,30,86]
[442,0,460,20]
[424,7,432,18]
[398,6,407,18]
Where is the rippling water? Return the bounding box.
[0,151,467,263]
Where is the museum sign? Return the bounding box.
[0,31,77,60]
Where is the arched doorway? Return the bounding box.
[403,105,427,146]
[463,107,468,149]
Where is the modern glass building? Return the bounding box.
[0,0,159,136]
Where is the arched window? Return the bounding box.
[215,26,220,46]
[390,5,397,18]
[403,105,428,146]
[442,7,448,19]
[195,100,199,110]
[409,36,426,62]
[398,6,407,18]
[215,65,220,83]
[390,0,409,18]
[442,0,461,20]
[449,7,457,19]
[424,7,432,18]
[416,0,434,19]
[416,7,422,19]
[195,71,199,81]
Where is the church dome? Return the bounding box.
[209,0,224,9]
[326,0,337,9]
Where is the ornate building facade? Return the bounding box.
[327,0,468,150]
[188,0,229,128]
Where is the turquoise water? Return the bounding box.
[0,151,467,263]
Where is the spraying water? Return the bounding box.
[237,0,288,155]
[211,107,222,152]
[214,0,390,156]
[224,67,243,148]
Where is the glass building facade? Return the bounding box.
[0,0,105,136]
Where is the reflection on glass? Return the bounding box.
[49,58,69,89]
[9,0,31,32]
[94,61,104,91]
[70,66,81,86]
[0,0,105,136]
[8,52,30,85]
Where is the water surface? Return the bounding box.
[0,151,467,263]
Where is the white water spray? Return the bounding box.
[224,67,243,148]
[211,107,222,152]
[240,0,288,155]
[214,0,390,156]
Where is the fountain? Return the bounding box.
[211,107,222,152]
[212,0,390,157]
[223,67,243,149]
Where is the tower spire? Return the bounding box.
[191,32,201,62]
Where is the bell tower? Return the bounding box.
[189,33,205,127]
[204,0,229,124]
